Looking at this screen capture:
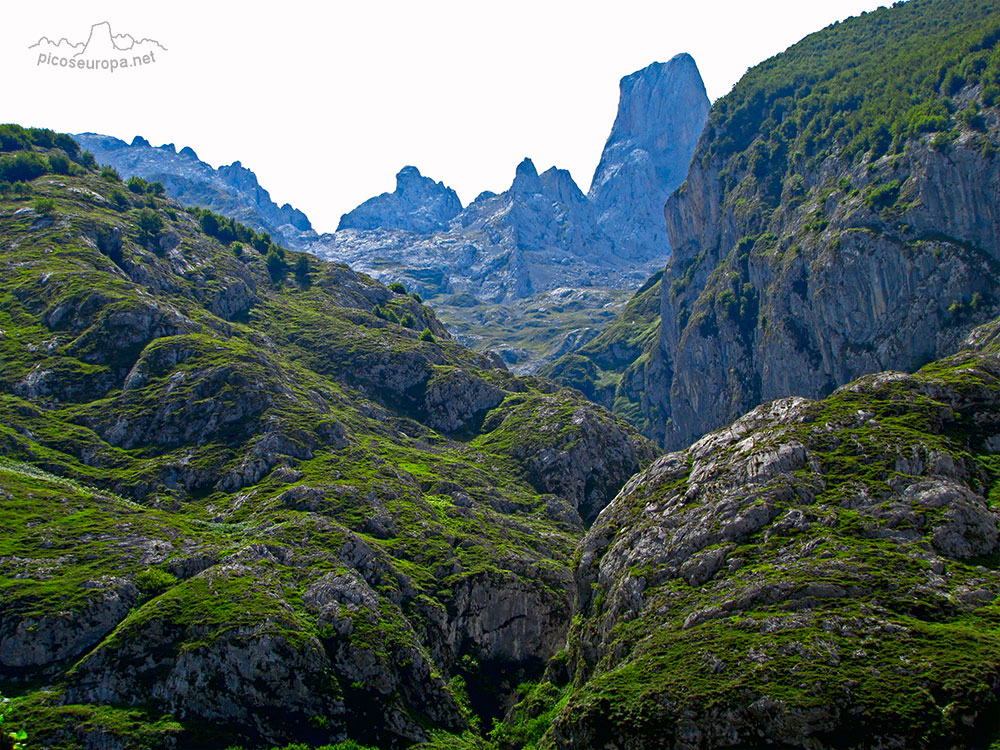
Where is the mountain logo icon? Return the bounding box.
[31,21,167,73]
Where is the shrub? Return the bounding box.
[266,248,286,279]
[0,124,31,152]
[79,151,97,169]
[47,151,71,175]
[136,208,164,246]
[232,241,244,258]
[32,197,56,215]
[11,181,34,198]
[253,232,271,253]
[294,254,309,282]
[0,691,27,750]
[101,166,121,182]
[109,189,129,210]
[865,180,901,211]
[127,176,148,194]
[409,291,423,303]
[388,282,407,294]
[199,211,220,237]
[399,313,416,328]
[419,327,435,342]
[0,151,49,182]
[135,568,177,597]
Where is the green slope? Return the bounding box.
[0,125,655,750]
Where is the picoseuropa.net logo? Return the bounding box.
[31,21,167,73]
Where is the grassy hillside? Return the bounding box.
[495,319,1000,749]
[0,125,655,749]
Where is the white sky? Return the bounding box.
[3,1,888,232]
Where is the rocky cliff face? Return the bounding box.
[496,319,1000,748]
[589,54,711,263]
[73,133,317,250]
[338,165,462,233]
[0,132,655,749]
[311,55,708,305]
[550,0,1000,448]
[655,128,1000,450]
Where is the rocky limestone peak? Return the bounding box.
[337,165,463,234]
[130,135,151,148]
[588,52,710,262]
[179,146,198,159]
[540,166,586,205]
[510,157,543,196]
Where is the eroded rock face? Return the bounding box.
[0,577,138,670]
[585,51,1000,451]
[551,352,1000,749]
[338,166,463,234]
[589,54,710,262]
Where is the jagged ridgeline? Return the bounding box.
[547,0,1000,450]
[0,124,655,749]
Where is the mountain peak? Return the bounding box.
[588,53,710,261]
[511,157,542,195]
[338,166,462,233]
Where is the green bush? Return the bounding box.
[388,282,407,294]
[126,176,148,194]
[32,197,56,215]
[136,208,164,246]
[294,254,310,282]
[0,692,27,750]
[199,211,220,237]
[266,248,286,279]
[0,152,49,183]
[865,180,901,211]
[419,328,435,342]
[101,166,121,182]
[109,189,129,210]
[47,151,71,175]
[135,568,177,597]
[11,182,34,198]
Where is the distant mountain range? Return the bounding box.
[73,133,315,249]
[311,54,710,302]
[73,54,709,372]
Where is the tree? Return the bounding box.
[47,151,71,175]
[199,211,220,237]
[0,152,48,183]
[266,248,286,279]
[127,176,148,194]
[388,282,407,294]
[294,254,310,282]
[419,328,435,342]
[110,189,129,210]
[136,208,164,246]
